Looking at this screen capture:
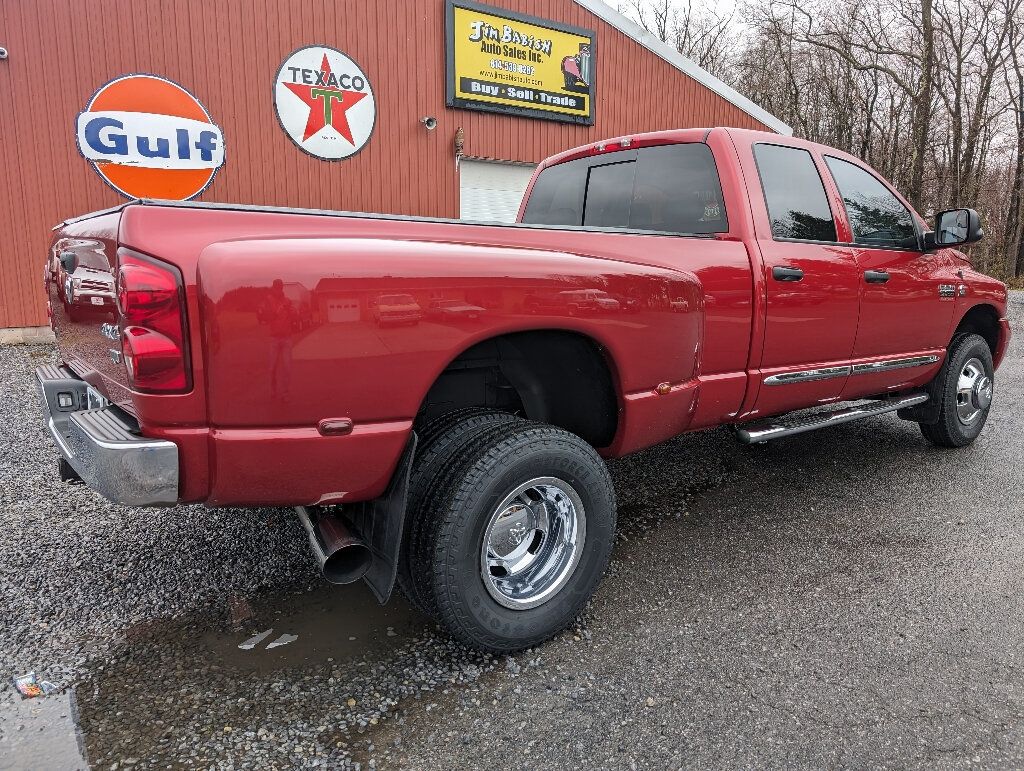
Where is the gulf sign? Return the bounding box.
[76,75,224,200]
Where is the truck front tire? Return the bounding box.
[409,418,616,652]
[919,333,995,448]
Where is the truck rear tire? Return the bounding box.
[397,408,517,617]
[418,420,616,652]
[919,333,994,448]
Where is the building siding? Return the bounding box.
[0,0,771,328]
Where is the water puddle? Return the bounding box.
[66,581,423,766]
[193,581,422,672]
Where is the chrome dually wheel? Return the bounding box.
[919,333,995,448]
[956,357,993,426]
[481,477,586,610]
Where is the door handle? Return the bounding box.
[864,270,890,284]
[772,266,804,282]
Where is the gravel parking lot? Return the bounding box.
[1,294,1022,769]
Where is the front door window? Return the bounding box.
[823,156,918,249]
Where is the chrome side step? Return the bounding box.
[736,392,929,444]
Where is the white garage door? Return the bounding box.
[459,159,537,223]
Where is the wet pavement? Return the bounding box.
[0,692,84,770]
[1,294,1021,769]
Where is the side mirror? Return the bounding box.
[59,251,77,273]
[927,208,983,248]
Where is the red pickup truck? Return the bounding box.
[38,128,1010,651]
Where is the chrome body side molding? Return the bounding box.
[763,365,851,386]
[850,354,941,375]
[764,355,940,386]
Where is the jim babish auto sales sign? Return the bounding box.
[446,0,596,125]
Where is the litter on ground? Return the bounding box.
[237,629,274,650]
[266,633,298,649]
[14,672,59,698]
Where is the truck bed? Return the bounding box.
[47,199,755,505]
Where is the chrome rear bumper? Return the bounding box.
[35,364,178,506]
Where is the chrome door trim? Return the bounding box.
[850,354,940,375]
[763,354,940,387]
[763,365,851,386]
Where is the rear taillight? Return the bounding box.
[116,248,191,393]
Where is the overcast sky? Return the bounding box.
[608,0,740,25]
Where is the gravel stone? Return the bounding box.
[1,292,1021,768]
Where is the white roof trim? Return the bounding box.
[573,0,793,135]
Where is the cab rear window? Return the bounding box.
[521,143,728,235]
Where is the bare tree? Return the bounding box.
[620,0,740,77]
[746,0,936,206]
[1006,11,1024,275]
[620,0,674,42]
[671,1,738,73]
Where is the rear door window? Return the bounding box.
[521,143,728,234]
[824,156,919,248]
[754,144,837,242]
[583,162,635,228]
[631,143,728,233]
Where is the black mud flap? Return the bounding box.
[343,434,417,604]
[898,353,950,425]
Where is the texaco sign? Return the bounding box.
[274,45,376,160]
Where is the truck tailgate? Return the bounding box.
[45,209,134,413]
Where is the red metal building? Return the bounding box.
[0,0,787,332]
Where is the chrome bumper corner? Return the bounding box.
[35,364,179,506]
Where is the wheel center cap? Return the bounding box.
[972,377,992,410]
[490,505,535,558]
[508,522,528,547]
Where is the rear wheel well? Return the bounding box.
[953,304,1000,355]
[417,331,618,448]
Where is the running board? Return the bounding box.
[736,392,929,444]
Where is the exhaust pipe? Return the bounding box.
[295,506,372,584]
